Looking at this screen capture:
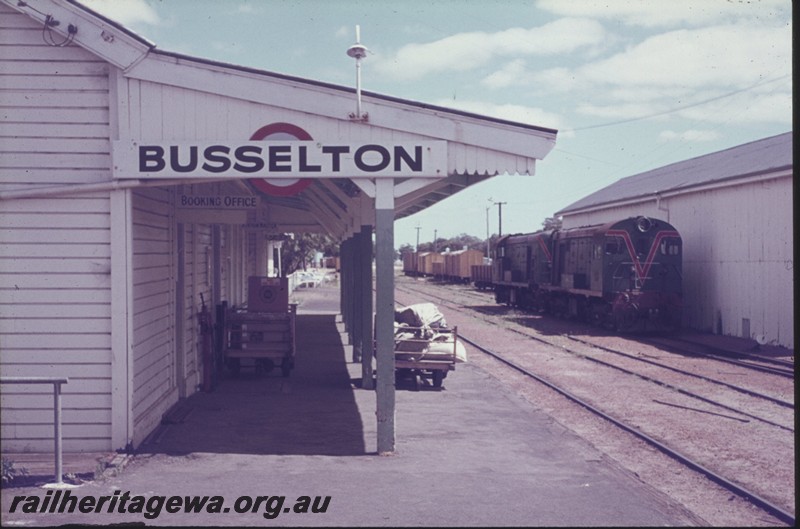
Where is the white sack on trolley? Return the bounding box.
[393,302,467,362]
[394,303,447,328]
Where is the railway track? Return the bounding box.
[395,277,795,526]
[402,276,794,380]
[637,335,794,378]
[398,280,793,432]
[456,333,794,526]
[563,334,794,411]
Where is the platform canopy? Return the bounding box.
[4,0,557,240]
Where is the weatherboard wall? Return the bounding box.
[129,187,179,445]
[0,5,229,451]
[0,2,114,451]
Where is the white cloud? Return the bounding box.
[526,67,585,93]
[535,0,790,28]
[481,59,529,89]
[77,0,160,26]
[481,18,790,97]
[676,90,793,125]
[607,86,695,104]
[374,18,607,81]
[236,4,261,14]
[528,20,792,127]
[576,101,667,120]
[659,129,720,142]
[578,24,791,89]
[572,81,792,128]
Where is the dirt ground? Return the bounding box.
[395,275,794,526]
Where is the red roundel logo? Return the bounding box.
[260,287,276,303]
[249,123,312,196]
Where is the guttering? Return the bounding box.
[0,178,229,201]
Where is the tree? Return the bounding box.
[279,232,336,276]
[397,243,414,261]
[542,216,562,230]
[410,233,485,254]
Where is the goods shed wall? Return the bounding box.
[561,173,793,349]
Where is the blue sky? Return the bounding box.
[79,0,792,249]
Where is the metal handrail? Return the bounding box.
[0,377,69,485]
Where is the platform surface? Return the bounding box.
[1,280,702,526]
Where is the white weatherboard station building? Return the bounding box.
[0,0,557,453]
[557,132,793,350]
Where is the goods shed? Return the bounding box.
[556,132,792,349]
[0,0,557,455]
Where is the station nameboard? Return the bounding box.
[112,140,448,179]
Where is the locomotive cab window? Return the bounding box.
[660,239,681,256]
[605,239,623,254]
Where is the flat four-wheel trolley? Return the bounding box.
[394,325,465,388]
[223,304,297,377]
[222,276,296,378]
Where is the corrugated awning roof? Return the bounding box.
[557,131,792,216]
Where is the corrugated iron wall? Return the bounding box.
[561,174,793,349]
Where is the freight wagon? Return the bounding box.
[443,249,484,283]
[470,263,493,289]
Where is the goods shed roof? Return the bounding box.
[557,131,792,216]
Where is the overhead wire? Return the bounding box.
[562,73,791,133]
[589,71,790,186]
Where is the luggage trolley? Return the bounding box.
[223,277,296,377]
[392,303,467,388]
[394,325,461,388]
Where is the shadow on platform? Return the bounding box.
[138,313,367,457]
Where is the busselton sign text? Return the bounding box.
[112,141,447,179]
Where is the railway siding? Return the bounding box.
[396,275,795,525]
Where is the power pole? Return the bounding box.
[485,206,490,258]
[414,226,422,275]
[494,201,507,236]
[433,229,437,252]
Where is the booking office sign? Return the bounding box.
[111,124,448,192]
